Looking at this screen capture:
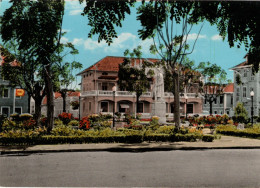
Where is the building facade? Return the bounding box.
[41,92,80,118]
[78,56,203,119]
[0,57,29,117]
[231,55,260,118]
[202,83,234,116]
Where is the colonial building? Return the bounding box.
[77,56,203,119]
[203,83,234,116]
[0,56,29,117]
[41,91,80,118]
[231,55,260,117]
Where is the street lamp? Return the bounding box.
[78,92,81,120]
[185,95,188,120]
[112,86,116,128]
[250,90,254,125]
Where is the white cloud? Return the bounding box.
[138,38,154,54]
[84,39,107,50]
[83,32,137,53]
[65,1,85,10]
[72,38,84,46]
[61,37,69,44]
[69,9,82,16]
[187,33,207,40]
[211,34,223,41]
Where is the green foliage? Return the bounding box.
[234,102,248,123]
[216,125,260,139]
[68,120,79,127]
[202,135,214,142]
[149,116,160,130]
[0,127,47,139]
[153,125,175,134]
[80,1,135,45]
[118,46,155,99]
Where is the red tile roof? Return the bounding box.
[223,83,234,93]
[42,91,80,105]
[78,56,160,75]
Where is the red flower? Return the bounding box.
[79,116,90,129]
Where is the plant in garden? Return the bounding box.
[149,116,160,130]
[40,117,47,127]
[115,112,122,121]
[10,113,20,122]
[233,102,249,124]
[22,118,37,130]
[79,116,90,130]
[68,120,79,127]
[51,124,76,136]
[19,113,33,121]
[70,101,79,110]
[58,112,73,125]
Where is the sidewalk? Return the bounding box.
[1,135,260,155]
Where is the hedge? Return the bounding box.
[216,129,260,139]
[0,133,212,145]
[202,135,215,142]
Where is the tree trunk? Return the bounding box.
[34,97,42,127]
[61,91,66,113]
[173,73,180,129]
[27,94,31,114]
[44,65,54,133]
[136,93,140,115]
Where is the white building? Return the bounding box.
[202,83,234,116]
[231,55,260,118]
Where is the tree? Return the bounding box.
[52,42,82,113]
[197,62,231,115]
[1,0,65,132]
[118,46,155,115]
[191,1,260,72]
[234,102,248,123]
[0,43,46,126]
[138,1,203,128]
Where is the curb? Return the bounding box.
[1,146,260,155]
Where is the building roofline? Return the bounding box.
[76,56,161,76]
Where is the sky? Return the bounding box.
[0,0,248,88]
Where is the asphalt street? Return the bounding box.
[1,149,260,187]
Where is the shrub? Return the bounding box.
[202,135,214,142]
[0,114,7,131]
[79,116,90,130]
[216,125,260,139]
[58,112,73,125]
[19,113,33,121]
[68,120,79,127]
[51,125,76,136]
[155,125,175,134]
[0,127,47,138]
[54,119,64,126]
[2,119,17,131]
[233,102,248,123]
[40,117,47,127]
[22,118,37,129]
[10,113,20,121]
[71,101,79,110]
[150,116,160,129]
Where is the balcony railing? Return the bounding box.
[82,90,200,98]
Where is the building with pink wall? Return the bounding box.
[77,56,203,119]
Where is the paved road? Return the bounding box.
[1,149,260,187]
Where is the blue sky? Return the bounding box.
[1,0,247,87]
